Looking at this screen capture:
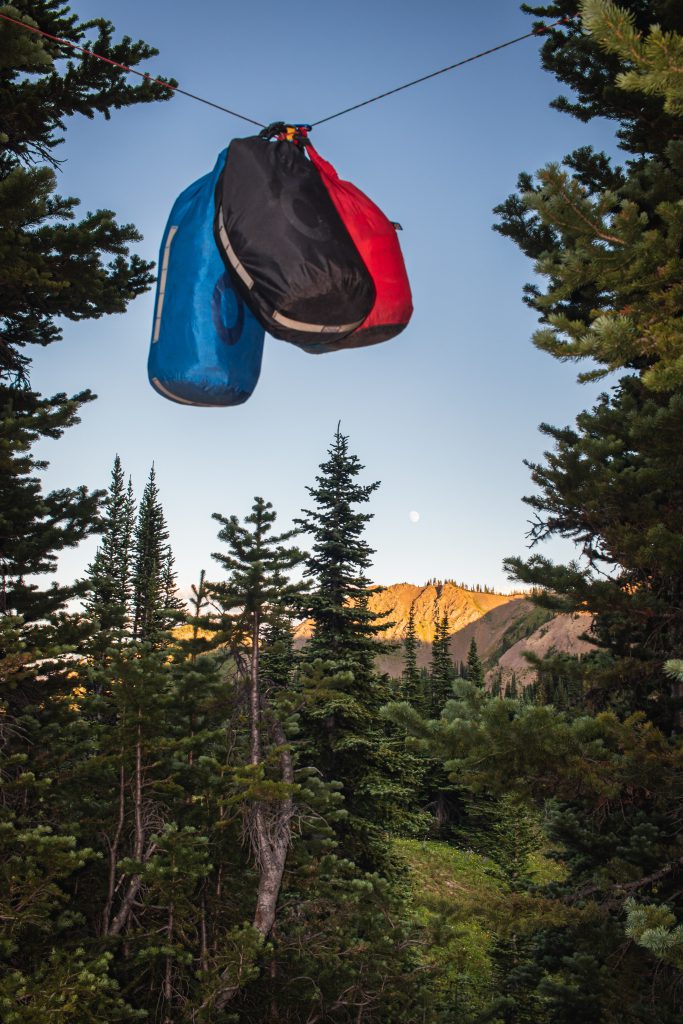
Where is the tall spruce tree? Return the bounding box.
[296,428,423,870]
[209,502,305,924]
[402,602,421,705]
[388,4,683,1020]
[0,15,179,1010]
[0,1,175,622]
[208,496,307,1008]
[430,612,454,714]
[494,0,683,725]
[85,454,135,654]
[297,424,388,672]
[466,636,484,688]
[131,466,181,644]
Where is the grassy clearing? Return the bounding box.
[396,838,573,1020]
[396,839,504,1018]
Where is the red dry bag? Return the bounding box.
[303,141,413,354]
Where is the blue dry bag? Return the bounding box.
[148,149,265,406]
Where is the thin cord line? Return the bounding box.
[311,19,569,127]
[1,11,569,132]
[0,10,265,127]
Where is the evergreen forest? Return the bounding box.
[1,0,682,1021]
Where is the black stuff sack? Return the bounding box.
[213,134,375,346]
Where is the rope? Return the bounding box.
[310,19,569,127]
[0,10,265,127]
[0,11,570,132]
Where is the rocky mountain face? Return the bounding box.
[490,611,595,688]
[295,581,595,686]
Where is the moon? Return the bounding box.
[409,510,420,523]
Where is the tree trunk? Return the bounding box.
[108,717,146,936]
[214,616,295,1010]
[250,609,261,766]
[252,718,294,938]
[200,896,208,972]
[101,760,126,935]
[163,901,174,1018]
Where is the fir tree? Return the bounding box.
[131,466,180,644]
[296,425,388,673]
[402,602,421,705]
[379,4,683,1019]
[0,14,178,1010]
[209,498,306,946]
[0,389,102,619]
[430,613,453,714]
[495,1,683,726]
[85,454,135,653]
[0,1,175,622]
[466,636,484,688]
[296,427,420,868]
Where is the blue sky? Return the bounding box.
[31,0,619,593]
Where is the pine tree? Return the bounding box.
[296,425,389,673]
[0,390,102,619]
[378,5,683,1020]
[580,0,683,117]
[430,612,453,714]
[0,15,178,1011]
[131,466,180,644]
[296,427,420,868]
[495,1,683,726]
[0,2,175,622]
[402,603,421,705]
[209,498,306,946]
[466,636,484,688]
[85,454,136,654]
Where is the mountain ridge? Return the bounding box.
[295,581,595,685]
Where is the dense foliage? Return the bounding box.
[402,3,683,1022]
[1,1,682,1022]
[494,0,683,727]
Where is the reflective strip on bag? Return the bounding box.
[152,377,209,406]
[216,206,255,290]
[270,309,363,334]
[217,206,364,337]
[153,225,178,342]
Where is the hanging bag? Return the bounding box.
[213,130,375,347]
[148,149,265,406]
[302,140,413,353]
